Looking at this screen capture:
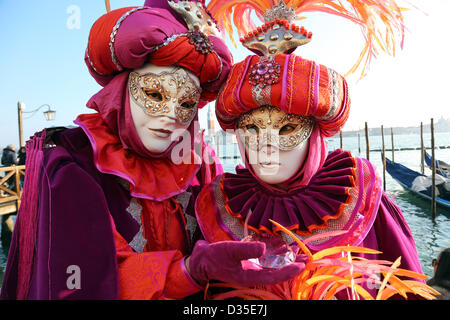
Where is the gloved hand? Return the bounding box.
[186,240,306,286]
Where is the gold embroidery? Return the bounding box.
[238,105,314,150]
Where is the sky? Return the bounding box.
[1,0,449,149]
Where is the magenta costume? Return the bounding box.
[194,0,424,300]
[1,0,233,300]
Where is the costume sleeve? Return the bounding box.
[112,224,203,300]
[24,145,202,300]
[365,192,423,275]
[24,151,120,299]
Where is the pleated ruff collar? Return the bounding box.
[220,149,382,249]
[75,113,201,202]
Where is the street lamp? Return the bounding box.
[43,107,56,121]
[17,102,56,147]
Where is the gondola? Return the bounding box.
[385,157,450,210]
[424,152,449,178]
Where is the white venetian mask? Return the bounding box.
[129,63,201,154]
[237,105,313,185]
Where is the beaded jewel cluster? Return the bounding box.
[248,57,281,88]
[187,31,214,54]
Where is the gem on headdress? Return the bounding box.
[249,57,281,88]
[268,45,278,55]
[284,32,293,40]
[187,31,214,54]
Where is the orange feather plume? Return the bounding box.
[205,220,440,300]
[105,0,111,13]
[207,0,407,78]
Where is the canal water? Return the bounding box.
[1,132,449,289]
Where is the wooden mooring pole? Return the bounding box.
[358,132,361,155]
[1,214,14,249]
[390,127,394,162]
[339,131,343,150]
[365,122,370,160]
[431,118,436,220]
[216,133,220,160]
[381,125,386,191]
[420,122,425,174]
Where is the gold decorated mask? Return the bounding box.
[128,68,201,125]
[238,105,315,151]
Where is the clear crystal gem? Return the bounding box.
[242,233,296,269]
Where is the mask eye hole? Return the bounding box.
[246,125,259,134]
[279,124,297,135]
[143,89,163,101]
[181,102,194,109]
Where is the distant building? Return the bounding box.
[207,104,215,134]
[341,117,450,137]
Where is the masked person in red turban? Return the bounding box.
[1,0,306,300]
[194,0,425,299]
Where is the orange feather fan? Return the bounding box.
[205,220,440,300]
[207,0,407,78]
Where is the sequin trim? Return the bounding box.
[316,68,339,120]
[109,7,150,72]
[204,50,223,85]
[126,198,147,253]
[150,33,190,53]
[213,177,248,240]
[150,33,223,86]
[252,84,272,106]
[177,191,197,244]
[85,48,107,76]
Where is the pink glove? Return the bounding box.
[187,240,306,286]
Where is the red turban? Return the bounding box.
[216,54,350,137]
[85,6,233,108]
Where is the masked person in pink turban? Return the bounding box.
[1,0,305,300]
[194,0,424,299]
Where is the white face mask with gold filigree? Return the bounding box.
[237,105,313,185]
[129,63,201,154]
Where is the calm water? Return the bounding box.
[1,132,449,288]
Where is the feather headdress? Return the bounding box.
[207,0,407,78]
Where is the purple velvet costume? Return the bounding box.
[0,127,205,299]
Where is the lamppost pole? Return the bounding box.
[18,101,25,148]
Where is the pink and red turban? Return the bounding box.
[85,1,233,108]
[216,54,350,137]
